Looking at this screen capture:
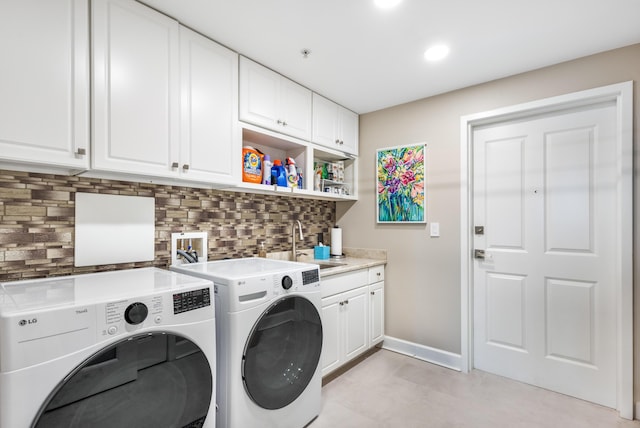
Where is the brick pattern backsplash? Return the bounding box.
[0,170,335,281]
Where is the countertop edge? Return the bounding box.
[313,258,386,277]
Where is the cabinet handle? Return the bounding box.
[339,301,344,306]
[282,121,287,126]
[171,162,179,169]
[335,139,340,144]
[344,299,349,305]
[371,291,375,295]
[182,164,189,171]
[377,272,381,277]
[76,148,86,156]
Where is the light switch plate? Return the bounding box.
[430,222,440,237]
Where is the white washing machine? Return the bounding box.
[0,267,216,428]
[172,258,322,428]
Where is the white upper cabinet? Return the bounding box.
[239,57,312,141]
[0,0,90,171]
[179,26,239,184]
[92,0,239,183]
[92,0,180,177]
[312,93,359,156]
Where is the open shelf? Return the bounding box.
[238,124,358,201]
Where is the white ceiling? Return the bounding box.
[140,0,640,114]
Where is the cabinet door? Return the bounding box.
[92,0,180,177]
[239,57,312,141]
[369,281,385,346]
[321,294,342,376]
[239,57,280,132]
[338,106,359,156]
[279,78,312,140]
[312,94,339,148]
[343,286,369,362]
[180,26,239,184]
[0,0,89,170]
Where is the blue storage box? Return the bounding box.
[314,245,330,260]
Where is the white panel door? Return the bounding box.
[279,78,312,141]
[239,57,280,132]
[0,0,89,169]
[312,93,339,147]
[321,295,342,376]
[92,0,180,176]
[473,102,618,407]
[369,281,385,346]
[338,106,359,156]
[179,26,239,184]
[343,286,369,362]
[239,56,312,140]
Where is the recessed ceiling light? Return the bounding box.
[374,0,402,9]
[424,44,450,62]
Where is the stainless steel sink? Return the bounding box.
[316,262,346,270]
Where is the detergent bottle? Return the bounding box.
[242,147,263,184]
[262,154,273,185]
[271,159,287,187]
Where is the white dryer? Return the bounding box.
[172,258,322,428]
[0,267,216,428]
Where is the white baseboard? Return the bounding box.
[381,335,462,371]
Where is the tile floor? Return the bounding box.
[310,348,640,428]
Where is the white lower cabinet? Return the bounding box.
[368,265,385,346]
[321,265,385,377]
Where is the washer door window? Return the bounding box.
[242,296,323,410]
[32,333,212,428]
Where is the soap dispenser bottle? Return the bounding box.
[258,242,267,258]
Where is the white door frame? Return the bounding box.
[459,81,633,419]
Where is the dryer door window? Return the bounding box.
[242,295,323,410]
[32,333,212,428]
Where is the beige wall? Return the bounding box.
[337,44,639,400]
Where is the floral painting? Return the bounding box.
[376,144,426,223]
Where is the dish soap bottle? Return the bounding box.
[258,242,267,258]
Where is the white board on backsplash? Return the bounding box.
[74,193,155,267]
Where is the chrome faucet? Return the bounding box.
[292,220,303,261]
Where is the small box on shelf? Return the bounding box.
[321,179,351,196]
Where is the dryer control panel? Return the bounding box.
[173,287,211,314]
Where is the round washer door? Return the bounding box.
[32,333,212,428]
[242,295,323,410]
